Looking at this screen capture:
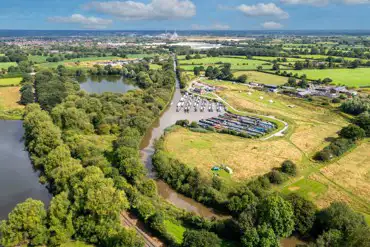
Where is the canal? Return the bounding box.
[139,60,223,218]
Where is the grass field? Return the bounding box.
[37,56,126,69]
[298,54,368,62]
[0,77,22,86]
[164,220,186,244]
[252,56,306,62]
[164,127,303,182]
[28,55,48,63]
[150,63,162,70]
[282,178,328,201]
[233,71,288,85]
[282,68,370,87]
[178,56,272,71]
[0,62,17,69]
[0,86,24,119]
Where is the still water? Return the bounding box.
[79,75,139,94]
[0,120,51,219]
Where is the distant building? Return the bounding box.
[263,84,279,93]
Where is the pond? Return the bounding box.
[78,75,139,94]
[0,120,51,219]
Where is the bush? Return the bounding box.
[190,121,199,128]
[338,124,365,140]
[314,149,332,162]
[331,98,341,104]
[354,112,370,137]
[281,160,297,176]
[176,119,189,127]
[266,170,285,184]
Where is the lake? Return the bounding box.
[0,120,51,219]
[79,76,139,94]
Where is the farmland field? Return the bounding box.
[0,77,22,86]
[37,56,126,69]
[0,62,17,69]
[0,86,24,119]
[252,56,306,62]
[28,55,48,63]
[298,54,369,62]
[233,71,288,85]
[282,68,370,87]
[178,56,272,71]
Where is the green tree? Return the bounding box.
[182,229,221,247]
[315,202,366,237]
[0,199,48,247]
[339,124,365,140]
[315,229,343,247]
[258,194,294,237]
[241,224,279,247]
[354,112,370,136]
[237,74,248,83]
[281,160,297,176]
[48,192,75,246]
[286,193,317,236]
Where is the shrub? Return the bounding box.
[190,121,199,128]
[354,112,370,137]
[281,160,297,176]
[332,98,341,104]
[338,124,365,140]
[267,170,285,184]
[175,119,189,127]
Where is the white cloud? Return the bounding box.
[281,0,369,5]
[237,3,289,19]
[261,21,283,29]
[84,0,196,21]
[48,14,112,29]
[191,23,230,30]
[212,24,231,30]
[342,0,370,4]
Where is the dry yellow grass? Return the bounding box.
[0,87,23,109]
[309,173,368,212]
[217,89,347,155]
[320,142,370,201]
[233,71,288,85]
[163,128,302,181]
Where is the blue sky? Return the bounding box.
[0,0,370,30]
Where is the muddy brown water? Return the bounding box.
[280,236,307,247]
[0,120,51,219]
[139,60,224,218]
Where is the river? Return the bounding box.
[0,120,51,219]
[139,60,224,218]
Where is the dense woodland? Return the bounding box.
[1,58,190,247]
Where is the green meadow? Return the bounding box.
[282,68,370,87]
